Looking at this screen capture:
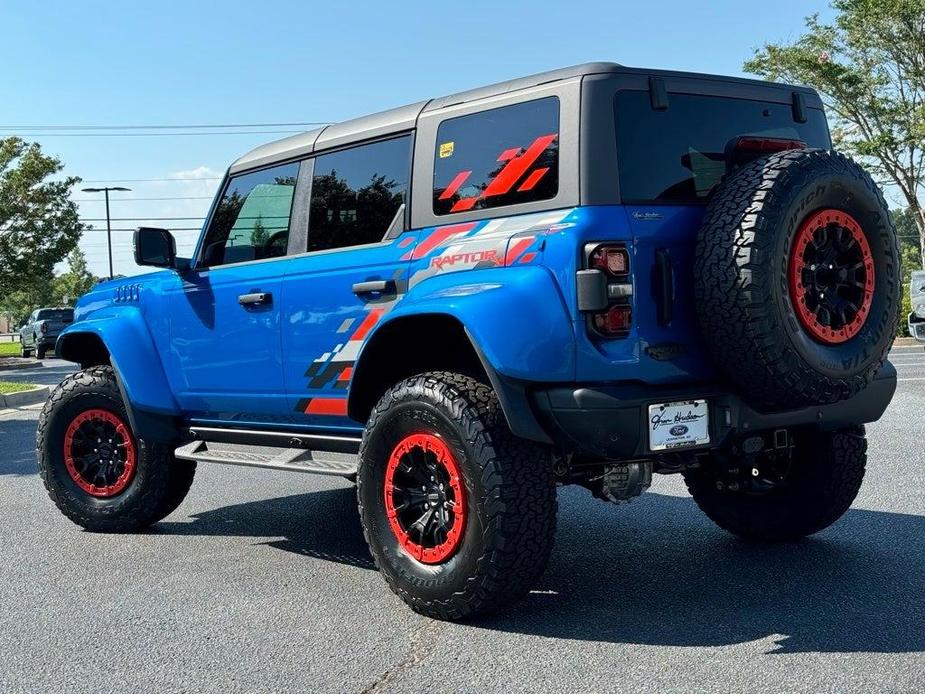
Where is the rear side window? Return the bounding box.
[201,161,299,267]
[433,97,559,215]
[614,91,831,204]
[308,135,411,252]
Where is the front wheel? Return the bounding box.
[37,365,196,532]
[683,426,866,541]
[20,341,31,358]
[357,371,557,620]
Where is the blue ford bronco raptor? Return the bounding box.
[39,63,899,620]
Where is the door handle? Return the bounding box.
[238,291,273,307]
[352,279,396,296]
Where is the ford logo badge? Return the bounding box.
[670,425,689,436]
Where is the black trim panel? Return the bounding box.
[186,425,362,454]
[533,362,897,459]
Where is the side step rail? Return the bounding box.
[174,440,358,478]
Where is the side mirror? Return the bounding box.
[133,227,188,270]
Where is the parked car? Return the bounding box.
[39,62,899,620]
[19,307,73,359]
[908,269,925,344]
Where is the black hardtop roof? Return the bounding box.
[230,62,818,173]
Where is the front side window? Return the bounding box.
[433,97,560,215]
[201,161,299,267]
[308,136,411,252]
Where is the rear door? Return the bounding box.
[281,135,413,428]
[164,161,300,422]
[614,89,833,380]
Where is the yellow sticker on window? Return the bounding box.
[439,141,454,158]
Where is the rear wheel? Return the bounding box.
[683,426,866,541]
[36,343,47,359]
[37,365,195,532]
[357,371,557,620]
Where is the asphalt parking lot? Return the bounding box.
[1,351,923,693]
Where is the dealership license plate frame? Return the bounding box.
[647,399,710,452]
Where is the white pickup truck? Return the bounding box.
[908,270,925,344]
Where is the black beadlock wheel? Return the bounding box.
[357,371,557,621]
[37,365,196,532]
[695,149,899,409]
[683,426,867,541]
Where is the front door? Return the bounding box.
[164,161,300,422]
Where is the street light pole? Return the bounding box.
[104,188,112,280]
[81,186,131,280]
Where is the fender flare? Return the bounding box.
[57,308,180,440]
[350,266,575,442]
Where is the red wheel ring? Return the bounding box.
[63,409,137,497]
[788,209,875,344]
[384,433,466,564]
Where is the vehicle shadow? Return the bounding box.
[156,485,375,570]
[0,417,38,476]
[156,485,924,654]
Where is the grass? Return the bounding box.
[0,381,35,395]
[0,342,20,356]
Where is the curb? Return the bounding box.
[0,385,50,408]
[0,359,39,371]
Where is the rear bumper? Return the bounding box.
[532,362,897,459]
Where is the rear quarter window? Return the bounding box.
[614,91,831,204]
[433,97,559,215]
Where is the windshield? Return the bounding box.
[614,91,831,204]
[37,309,73,321]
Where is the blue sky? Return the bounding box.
[1,0,834,276]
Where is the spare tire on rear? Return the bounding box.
[694,149,898,410]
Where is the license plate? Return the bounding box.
[647,399,710,451]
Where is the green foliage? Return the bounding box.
[52,247,98,306]
[0,137,85,297]
[0,381,34,394]
[895,208,923,335]
[0,246,101,327]
[745,0,925,262]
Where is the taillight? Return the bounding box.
[726,137,806,170]
[593,304,632,336]
[40,322,48,334]
[579,243,632,338]
[589,246,629,275]
[734,137,806,154]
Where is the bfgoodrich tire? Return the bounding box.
[683,426,866,541]
[37,365,195,532]
[357,371,557,620]
[695,149,899,409]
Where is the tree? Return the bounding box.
[53,247,98,306]
[744,0,925,264]
[0,137,85,297]
[895,207,924,334]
